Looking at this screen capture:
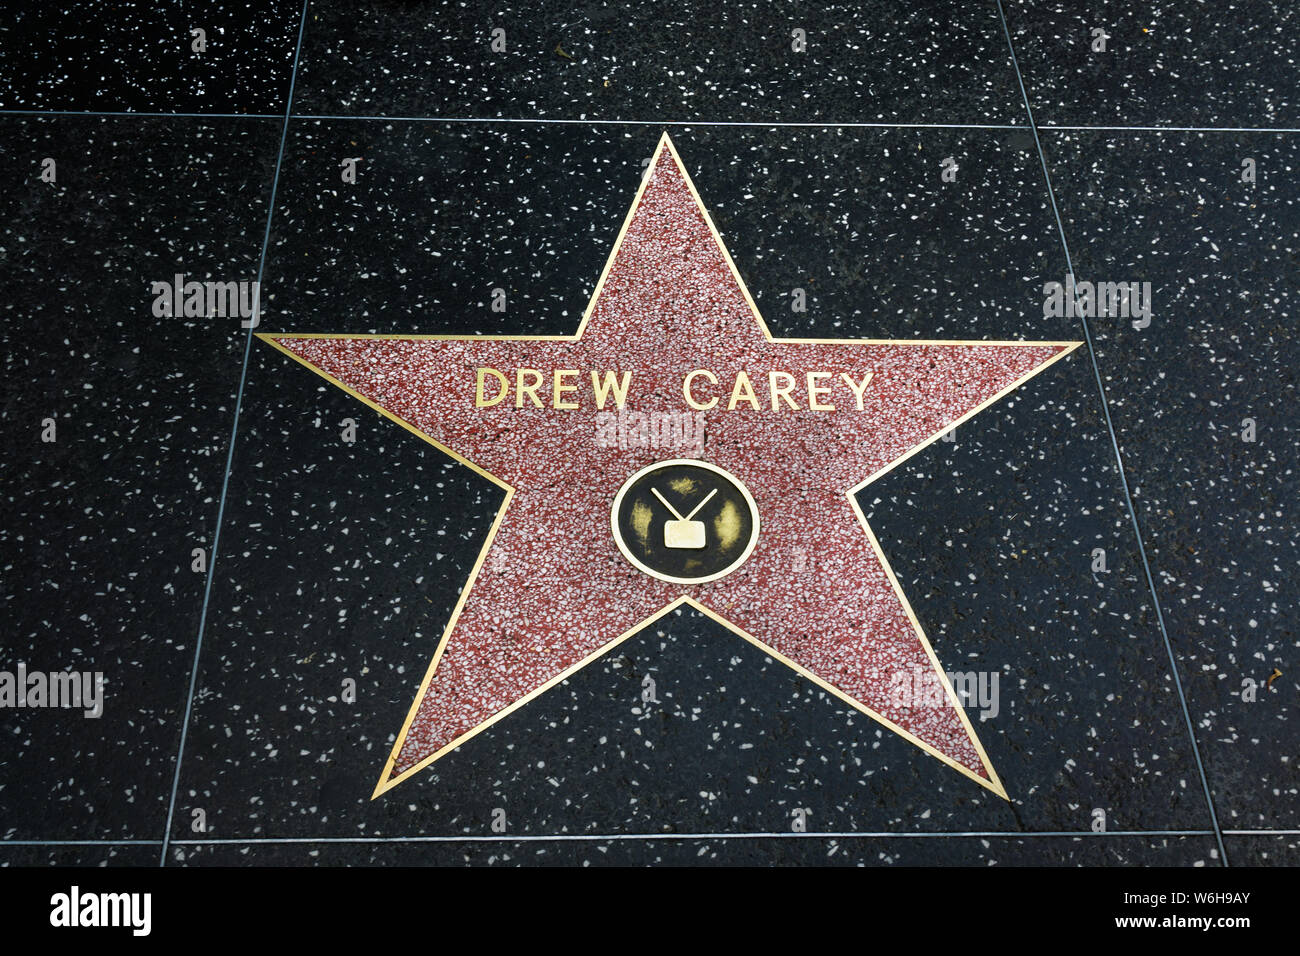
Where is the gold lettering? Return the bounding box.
[475,367,508,407]
[683,369,718,410]
[728,371,760,410]
[840,371,875,410]
[591,370,632,410]
[806,371,835,411]
[553,369,579,409]
[768,371,799,411]
[515,368,544,408]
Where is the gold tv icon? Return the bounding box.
[651,487,716,550]
[664,518,706,549]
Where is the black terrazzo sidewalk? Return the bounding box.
[0,0,1295,867]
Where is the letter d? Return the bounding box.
[475,368,508,407]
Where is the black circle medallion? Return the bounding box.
[610,459,759,585]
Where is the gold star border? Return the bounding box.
[258,133,1081,800]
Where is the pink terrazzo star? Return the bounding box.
[261,134,1079,799]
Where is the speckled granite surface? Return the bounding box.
[0,1,1294,867]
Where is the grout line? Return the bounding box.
[994,0,1229,867]
[156,0,312,869]
[3,108,1296,134]
[0,108,279,119]
[1,841,164,847]
[169,829,1215,845]
[0,108,1015,129]
[290,115,1023,129]
[1044,124,1300,134]
[11,829,1299,848]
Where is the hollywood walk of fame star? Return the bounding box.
[259,133,1080,799]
